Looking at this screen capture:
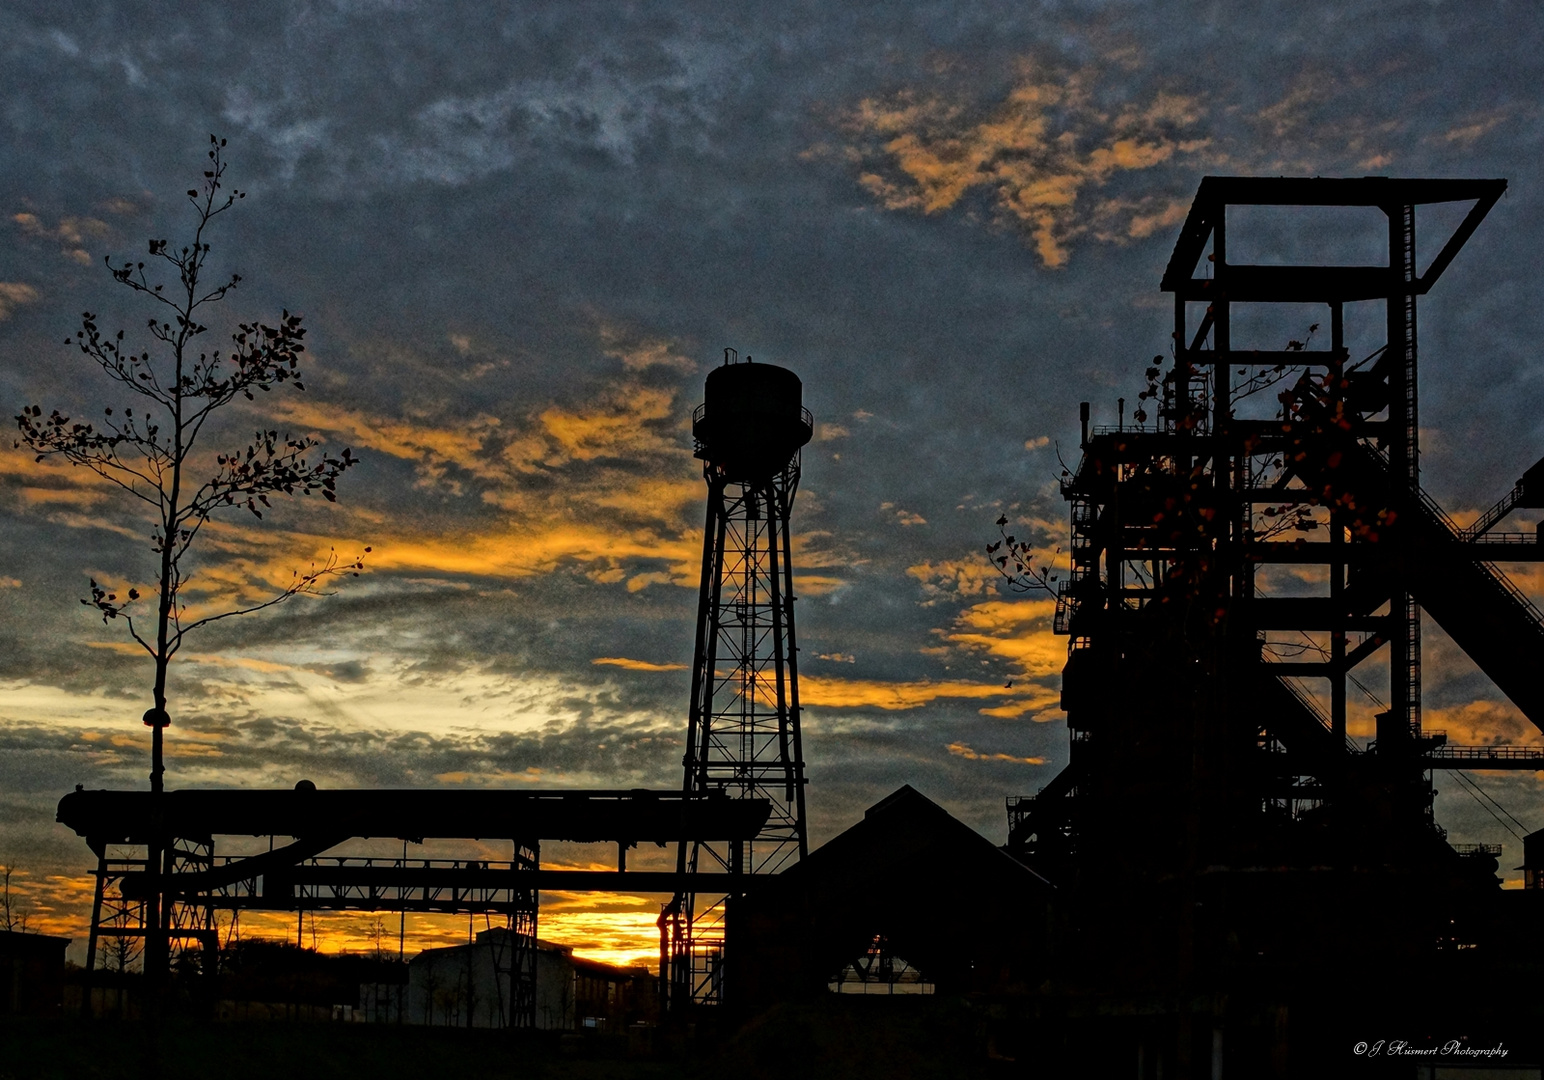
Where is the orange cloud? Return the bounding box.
[834,65,1208,266]
[272,399,506,488]
[793,574,847,597]
[942,598,1065,678]
[432,767,547,784]
[1240,72,1404,177]
[1422,699,1542,750]
[529,385,678,465]
[801,674,1029,711]
[592,657,688,672]
[1439,109,1511,148]
[946,741,1046,765]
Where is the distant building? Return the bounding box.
[399,929,655,1031]
[0,931,70,1017]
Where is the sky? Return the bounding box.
[3,1,1544,967]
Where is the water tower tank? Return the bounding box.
[691,359,813,481]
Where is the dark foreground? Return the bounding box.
[0,998,1014,1080]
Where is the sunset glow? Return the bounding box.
[2,3,1541,1006]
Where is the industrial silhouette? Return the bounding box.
[1004,176,1544,1073]
[52,178,1544,1074]
[662,349,813,1007]
[54,349,815,1030]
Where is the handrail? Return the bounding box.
[1426,745,1544,762]
[691,402,813,430]
[1461,480,1525,541]
[1363,442,1544,628]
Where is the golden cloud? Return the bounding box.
[432,767,547,784]
[528,384,679,467]
[934,597,1065,678]
[833,65,1208,266]
[1422,699,1541,750]
[794,574,848,597]
[1438,109,1512,148]
[946,741,1046,765]
[88,365,712,598]
[1238,71,1406,177]
[10,336,847,647]
[592,657,688,672]
[272,399,506,487]
[800,674,1030,711]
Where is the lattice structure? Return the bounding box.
[60,788,770,1022]
[83,839,218,990]
[1006,175,1544,1008]
[997,174,1544,1072]
[666,351,812,1008]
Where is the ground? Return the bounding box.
[0,1000,1016,1080]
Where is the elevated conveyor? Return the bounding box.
[1289,398,1544,732]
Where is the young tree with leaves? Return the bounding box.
[13,138,365,977]
[15,136,365,790]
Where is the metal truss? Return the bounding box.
[668,360,812,1010]
[82,838,219,991]
[1009,178,1544,894]
[59,787,770,1023]
[80,839,542,1027]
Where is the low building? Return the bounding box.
[402,929,655,1031]
[0,930,71,1017]
[734,785,1053,1013]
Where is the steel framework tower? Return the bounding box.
[663,350,813,1008]
[1002,176,1544,1073]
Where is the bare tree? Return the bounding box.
[13,136,365,790]
[1,861,30,933]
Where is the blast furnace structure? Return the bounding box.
[1008,177,1544,1071]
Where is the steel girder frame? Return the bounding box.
[59,787,780,1028]
[1016,176,1516,884]
[79,836,219,1016]
[77,837,543,1028]
[668,457,809,1010]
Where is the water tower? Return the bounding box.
[663,349,813,1007]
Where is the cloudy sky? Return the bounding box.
[3,1,1543,964]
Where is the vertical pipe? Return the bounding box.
[1330,302,1348,744]
[681,477,723,806]
[1212,206,1229,438]
[82,847,107,1018]
[779,470,809,858]
[1387,203,1421,735]
[766,475,793,803]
